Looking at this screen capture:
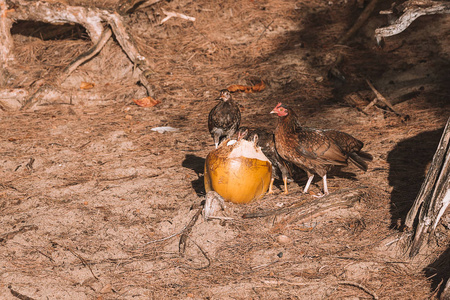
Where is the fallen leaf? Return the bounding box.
[80,82,95,90]
[133,96,161,107]
[227,81,266,93]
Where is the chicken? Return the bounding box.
[208,89,241,148]
[237,127,292,194]
[270,103,372,196]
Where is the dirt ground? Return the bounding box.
[1,0,450,299]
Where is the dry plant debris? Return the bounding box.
[0,0,449,299]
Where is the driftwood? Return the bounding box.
[0,0,155,109]
[375,1,450,44]
[404,117,450,257]
[242,188,365,222]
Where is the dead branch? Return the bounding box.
[1,0,155,108]
[405,117,450,257]
[242,188,365,220]
[338,0,382,45]
[179,205,203,256]
[375,1,450,44]
[365,79,403,116]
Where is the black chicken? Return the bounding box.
[237,127,292,194]
[270,103,372,196]
[208,89,241,148]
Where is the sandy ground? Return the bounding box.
[1,0,450,299]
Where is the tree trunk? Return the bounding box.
[405,117,450,257]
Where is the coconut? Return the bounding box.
[204,139,272,204]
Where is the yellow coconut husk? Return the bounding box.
[204,139,272,204]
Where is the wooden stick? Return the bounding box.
[365,79,402,116]
[338,0,381,45]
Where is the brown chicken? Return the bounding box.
[237,127,292,194]
[270,103,372,196]
[208,89,241,148]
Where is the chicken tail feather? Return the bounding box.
[349,152,370,171]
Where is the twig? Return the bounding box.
[179,205,203,256]
[181,239,211,270]
[7,285,36,300]
[256,20,274,42]
[338,281,379,300]
[365,79,403,116]
[142,225,186,246]
[338,0,382,45]
[55,243,99,281]
[160,8,195,24]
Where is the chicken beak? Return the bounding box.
[270,109,277,114]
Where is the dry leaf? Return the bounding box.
[80,82,95,90]
[133,96,161,107]
[227,81,266,93]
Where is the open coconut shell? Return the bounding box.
[204,139,272,204]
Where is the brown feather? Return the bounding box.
[273,105,372,180]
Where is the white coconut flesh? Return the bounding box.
[227,139,270,162]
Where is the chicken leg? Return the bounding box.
[303,174,314,194]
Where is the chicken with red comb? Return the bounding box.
[270,103,372,196]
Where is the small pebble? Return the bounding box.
[276,234,291,244]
